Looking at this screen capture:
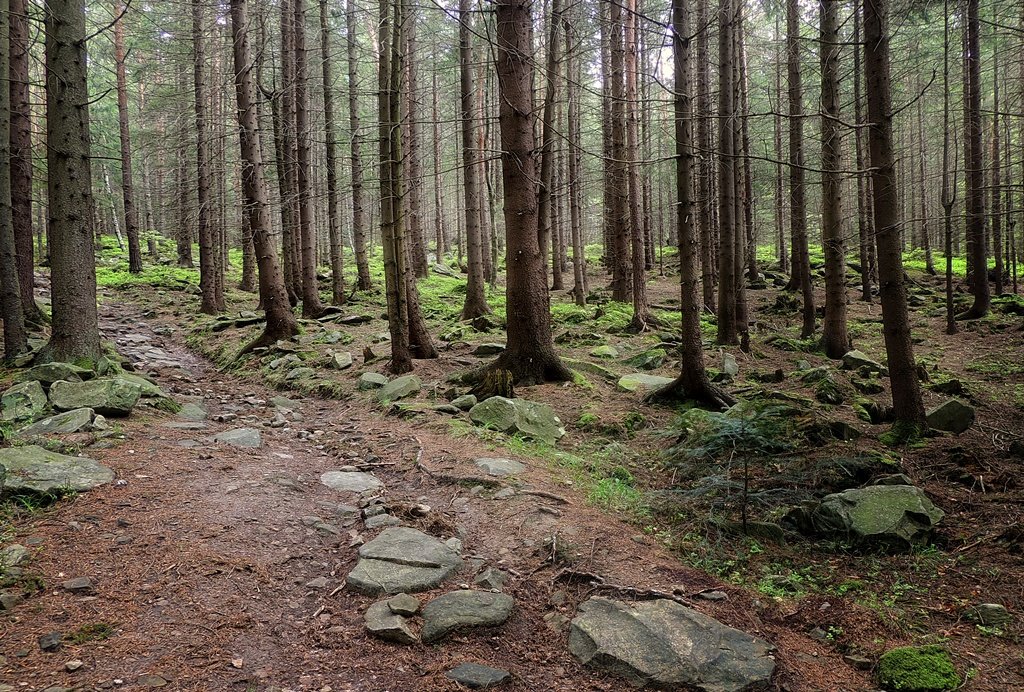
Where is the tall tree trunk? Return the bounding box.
[459,0,489,320]
[940,0,957,334]
[853,5,873,301]
[320,0,345,305]
[625,0,651,331]
[347,0,372,290]
[489,0,572,385]
[819,0,849,358]
[990,53,1003,295]
[114,0,143,275]
[962,0,989,318]
[786,0,815,337]
[194,0,219,315]
[772,13,787,275]
[9,0,39,322]
[696,0,715,311]
[229,0,299,350]
[607,0,630,302]
[0,0,27,360]
[915,75,935,276]
[403,12,429,279]
[863,0,926,430]
[431,71,447,261]
[538,0,562,289]
[565,11,586,306]
[45,0,100,363]
[715,0,737,345]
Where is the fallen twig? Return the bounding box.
[521,489,569,504]
[554,567,694,606]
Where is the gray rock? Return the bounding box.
[50,378,141,417]
[472,343,506,356]
[62,577,93,593]
[377,375,422,403]
[569,597,775,691]
[365,514,402,530]
[1,381,48,421]
[563,358,620,383]
[616,374,674,393]
[17,408,95,436]
[114,372,174,404]
[268,354,301,370]
[328,351,354,370]
[177,402,208,421]
[625,349,668,370]
[841,350,887,375]
[347,527,463,595]
[420,590,515,643]
[445,663,511,689]
[213,428,262,448]
[320,470,382,493]
[0,544,29,569]
[306,577,330,589]
[722,352,740,377]
[492,488,516,500]
[474,567,509,591]
[387,593,421,616]
[365,601,418,644]
[0,446,114,495]
[926,399,976,434]
[964,603,1012,626]
[589,345,619,359]
[468,397,565,445]
[358,372,390,390]
[38,631,63,652]
[285,366,316,381]
[434,404,461,415]
[14,363,93,387]
[811,485,944,550]
[474,457,526,477]
[452,394,478,411]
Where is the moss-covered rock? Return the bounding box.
[877,645,958,691]
[812,484,944,550]
[1,381,48,421]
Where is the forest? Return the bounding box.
[0,0,1022,688]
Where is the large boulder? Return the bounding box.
[347,527,463,595]
[18,408,96,437]
[616,374,674,393]
[420,590,515,643]
[811,484,944,550]
[50,378,141,417]
[625,349,668,371]
[1,381,48,421]
[841,350,887,376]
[14,362,94,387]
[569,597,776,691]
[926,400,975,434]
[468,397,564,445]
[377,375,421,403]
[112,372,178,411]
[0,445,114,495]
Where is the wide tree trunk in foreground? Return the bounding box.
[1,0,27,361]
[229,0,299,350]
[490,0,572,385]
[863,0,926,430]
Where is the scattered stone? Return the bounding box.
[877,645,958,692]
[17,408,95,436]
[445,663,511,689]
[562,358,620,382]
[929,379,964,396]
[474,457,526,477]
[811,484,944,550]
[963,603,1011,627]
[433,404,461,415]
[62,577,93,593]
[49,378,142,417]
[0,446,114,494]
[468,397,565,445]
[377,375,422,403]
[387,593,421,616]
[65,659,84,672]
[365,514,402,530]
[452,394,477,411]
[306,577,329,589]
[364,600,418,644]
[841,350,887,376]
[268,354,301,370]
[0,591,23,610]
[138,674,169,687]
[569,597,775,691]
[339,314,374,325]
[472,343,506,357]
[0,544,29,569]
[615,373,674,393]
[492,488,516,500]
[420,590,515,643]
[38,632,63,652]
[358,372,389,390]
[1,380,48,421]
[696,590,728,601]
[213,428,262,448]
[347,527,462,595]
[843,654,873,671]
[589,345,619,359]
[625,349,667,370]
[285,366,316,381]
[473,567,508,591]
[543,611,571,632]
[14,363,93,387]
[113,373,176,409]
[320,470,383,493]
[722,352,739,377]
[926,399,975,435]
[328,351,354,370]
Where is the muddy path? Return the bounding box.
[0,296,865,691]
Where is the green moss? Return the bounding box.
[877,645,959,691]
[879,421,923,446]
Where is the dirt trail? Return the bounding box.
[0,298,865,691]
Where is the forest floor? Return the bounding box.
[2,247,1024,691]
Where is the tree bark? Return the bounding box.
[538,0,562,289]
[606,0,630,302]
[347,0,372,290]
[696,0,715,312]
[625,0,651,332]
[990,53,1002,295]
[114,0,143,275]
[853,5,873,301]
[194,0,219,315]
[320,0,345,305]
[715,0,737,345]
[490,0,572,385]
[45,0,101,363]
[565,11,586,306]
[229,0,299,350]
[863,0,926,430]
[962,0,989,318]
[940,0,957,335]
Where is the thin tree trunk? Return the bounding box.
[962,0,989,318]
[853,5,873,301]
[696,0,715,311]
[607,0,630,302]
[538,0,562,289]
[320,0,345,305]
[459,0,489,319]
[715,0,737,345]
[915,75,935,276]
[114,0,143,274]
[625,0,651,331]
[940,0,957,334]
[347,0,372,290]
[991,52,1003,295]
[431,71,447,261]
[786,0,814,337]
[565,11,586,306]
[194,0,219,315]
[9,0,39,322]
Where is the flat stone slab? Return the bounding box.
[474,457,526,477]
[177,402,208,421]
[421,590,515,643]
[616,374,674,393]
[0,446,114,495]
[320,470,382,493]
[347,527,462,595]
[377,375,421,403]
[365,600,418,644]
[18,408,95,436]
[213,428,262,448]
[445,663,511,689]
[569,596,776,691]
